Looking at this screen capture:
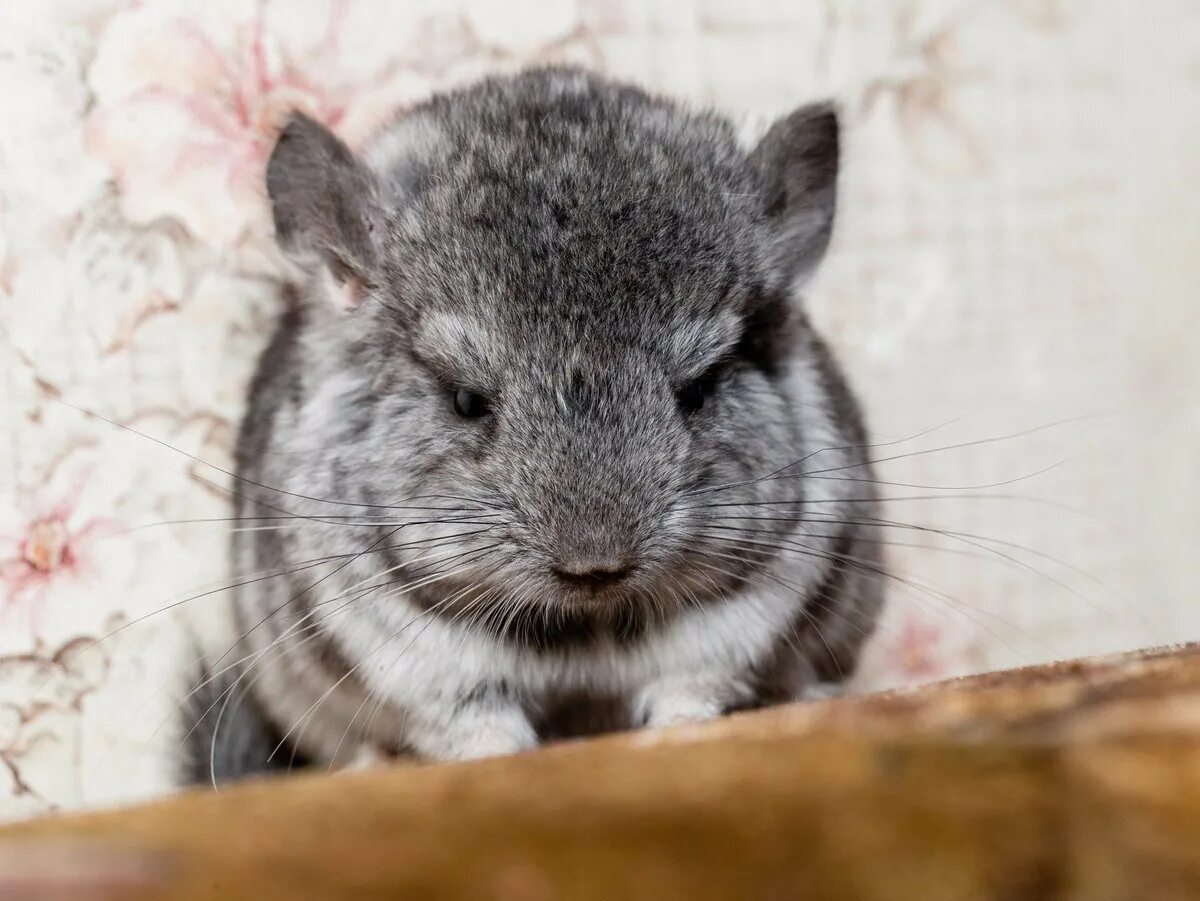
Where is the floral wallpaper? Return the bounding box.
[2,0,1198,820]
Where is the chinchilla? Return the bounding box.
[180,66,882,785]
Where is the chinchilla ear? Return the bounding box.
[266,113,382,307]
[748,102,839,291]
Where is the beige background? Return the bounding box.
[1,0,1197,819]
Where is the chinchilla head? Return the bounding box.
[265,67,847,622]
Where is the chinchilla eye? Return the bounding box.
[677,376,717,414]
[676,380,706,414]
[452,388,491,419]
[676,366,724,415]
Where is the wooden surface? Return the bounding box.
[4,644,1200,900]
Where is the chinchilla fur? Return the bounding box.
[181,66,882,784]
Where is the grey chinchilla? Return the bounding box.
[180,66,882,785]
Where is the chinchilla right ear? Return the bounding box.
[266,113,383,307]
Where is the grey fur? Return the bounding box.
[181,66,883,785]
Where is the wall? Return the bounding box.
[1,0,1196,819]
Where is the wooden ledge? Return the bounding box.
[4,644,1200,900]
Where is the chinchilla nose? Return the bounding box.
[549,557,635,588]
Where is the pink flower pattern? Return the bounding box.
[0,447,134,657]
[1,478,118,614]
[85,0,481,255]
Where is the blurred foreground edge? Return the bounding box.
[4,643,1199,900]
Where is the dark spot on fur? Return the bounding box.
[535,692,631,740]
[736,287,794,376]
[178,658,313,787]
[566,368,594,418]
[801,316,870,449]
[456,678,515,711]
[551,201,573,229]
[509,604,650,653]
[797,530,856,682]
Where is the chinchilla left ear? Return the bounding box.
[749,102,839,291]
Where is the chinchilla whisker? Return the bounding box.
[186,574,394,707]
[695,544,978,670]
[698,526,999,626]
[291,522,499,590]
[182,549,494,739]
[185,467,508,554]
[138,548,490,753]
[373,526,501,559]
[509,588,544,641]
[443,572,511,637]
[682,490,1083,514]
[504,580,549,644]
[691,413,1102,503]
[470,580,517,643]
[695,530,1012,642]
[379,532,501,580]
[653,577,684,619]
[793,511,1115,608]
[309,557,486,640]
[120,509,504,535]
[51,394,508,515]
[656,579,687,617]
[797,416,1098,481]
[696,530,1033,653]
[265,539,499,638]
[727,525,954,561]
[278,566,508,764]
[176,592,368,752]
[205,557,492,778]
[647,582,670,620]
[688,548,878,643]
[129,505,501,527]
[799,459,1069,492]
[225,513,501,535]
[278,543,504,628]
[201,525,410,682]
[101,554,360,644]
[195,465,506,516]
[226,516,503,535]
[711,522,1084,575]
[476,591,515,642]
[430,584,506,690]
[326,551,503,617]
[682,570,727,615]
[686,550,871,679]
[689,568,732,612]
[689,552,861,682]
[188,474,505,534]
[684,415,966,499]
[352,585,480,748]
[342,574,508,759]
[739,460,1073,498]
[449,571,526,648]
[491,588,529,644]
[111,526,500,646]
[699,509,1105,592]
[313,580,476,755]
[687,553,850,677]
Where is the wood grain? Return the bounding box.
[5,644,1200,900]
